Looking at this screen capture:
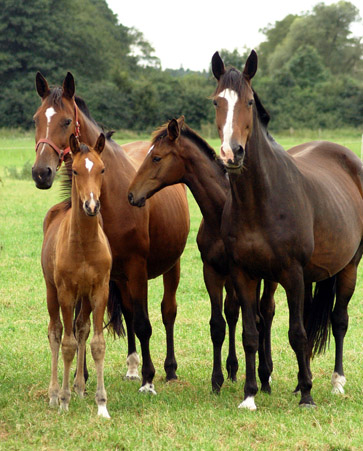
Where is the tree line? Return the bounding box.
[0,0,362,133]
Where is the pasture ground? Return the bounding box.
[0,130,362,450]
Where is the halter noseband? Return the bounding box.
[35,102,80,170]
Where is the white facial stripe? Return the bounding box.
[219,89,238,152]
[40,107,57,155]
[147,145,154,155]
[88,192,96,210]
[85,157,94,172]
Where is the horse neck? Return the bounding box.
[181,138,228,225]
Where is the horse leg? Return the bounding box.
[331,250,362,394]
[73,298,89,383]
[161,260,180,381]
[114,280,140,380]
[231,266,260,410]
[74,299,92,398]
[258,280,276,393]
[283,267,314,407]
[46,283,62,408]
[128,257,156,393]
[203,263,226,392]
[59,298,78,411]
[90,286,110,418]
[224,277,239,383]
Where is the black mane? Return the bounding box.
[152,122,226,174]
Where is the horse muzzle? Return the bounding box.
[128,192,146,208]
[32,166,55,189]
[83,199,100,216]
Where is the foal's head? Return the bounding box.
[128,117,186,207]
[32,72,79,189]
[211,50,258,168]
[70,134,105,216]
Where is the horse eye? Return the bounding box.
[248,99,254,107]
[152,156,161,163]
[101,168,105,174]
[64,119,72,127]
[72,169,78,175]
[213,100,218,107]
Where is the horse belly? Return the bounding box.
[147,185,190,278]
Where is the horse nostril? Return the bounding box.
[128,192,134,205]
[233,145,244,155]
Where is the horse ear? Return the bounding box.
[243,50,258,81]
[212,52,225,80]
[167,119,180,141]
[36,72,50,99]
[177,115,185,128]
[69,134,80,155]
[95,133,106,154]
[62,72,75,99]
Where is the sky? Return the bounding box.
[106,0,363,72]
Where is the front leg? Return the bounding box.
[128,257,156,393]
[231,266,260,410]
[203,263,227,392]
[224,277,239,382]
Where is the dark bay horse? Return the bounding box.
[128,117,277,393]
[32,72,190,393]
[42,133,112,417]
[211,50,363,409]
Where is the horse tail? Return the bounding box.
[105,280,125,338]
[306,276,337,357]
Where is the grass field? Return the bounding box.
[0,130,362,450]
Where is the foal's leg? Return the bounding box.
[73,298,89,383]
[59,296,78,411]
[161,260,180,381]
[46,283,63,407]
[91,287,110,418]
[331,253,362,394]
[74,299,92,397]
[204,263,226,392]
[224,277,239,383]
[128,257,156,393]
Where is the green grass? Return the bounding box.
[1,131,363,450]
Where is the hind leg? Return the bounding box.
[74,299,92,397]
[161,260,180,381]
[258,280,277,393]
[224,277,239,383]
[73,298,89,384]
[46,283,63,408]
[331,248,362,394]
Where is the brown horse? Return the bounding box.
[211,50,363,409]
[42,133,111,417]
[32,72,190,393]
[128,117,277,393]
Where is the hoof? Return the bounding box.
[299,402,317,409]
[238,396,257,411]
[49,397,59,408]
[97,404,111,419]
[331,373,346,395]
[139,383,157,395]
[261,383,271,394]
[125,373,141,381]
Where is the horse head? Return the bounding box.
[128,117,186,207]
[70,133,105,216]
[211,50,258,169]
[32,72,80,189]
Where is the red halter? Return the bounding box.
[35,102,81,170]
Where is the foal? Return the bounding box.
[41,133,112,418]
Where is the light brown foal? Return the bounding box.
[42,133,112,418]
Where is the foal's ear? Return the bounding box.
[94,133,106,154]
[243,50,258,81]
[36,72,50,99]
[62,72,75,99]
[69,134,80,155]
[167,119,180,141]
[212,52,225,80]
[177,115,185,128]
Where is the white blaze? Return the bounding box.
[88,192,96,210]
[219,89,238,153]
[85,157,94,172]
[40,107,57,155]
[147,145,154,155]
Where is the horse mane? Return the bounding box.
[151,122,226,174]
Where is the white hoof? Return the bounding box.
[331,372,346,394]
[49,397,59,408]
[139,383,157,395]
[126,352,140,380]
[97,404,111,419]
[238,396,257,411]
